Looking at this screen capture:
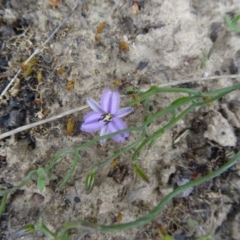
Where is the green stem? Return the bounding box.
[0,194,7,217]
[37,220,56,239]
[98,150,240,232]
[57,152,80,190]
[132,88,238,161]
[96,131,146,170]
[132,104,195,161]
[54,150,240,235]
[127,83,240,107]
[45,150,76,171]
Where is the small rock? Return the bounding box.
[50,42,64,56]
[203,111,237,146]
[74,196,81,203]
[42,54,53,64]
[30,193,45,205]
[0,25,15,38]
[209,22,225,42]
[137,61,148,70]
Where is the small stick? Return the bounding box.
[0,105,88,140]
[0,0,80,100]
[140,74,240,91]
[0,74,239,140]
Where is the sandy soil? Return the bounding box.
[1,0,240,239]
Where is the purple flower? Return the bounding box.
[81,89,133,145]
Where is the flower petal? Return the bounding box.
[87,97,105,114]
[101,89,120,114]
[81,111,104,132]
[114,107,133,118]
[99,125,108,145]
[108,118,129,142]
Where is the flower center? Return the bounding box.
[101,113,113,123]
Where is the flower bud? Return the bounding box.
[85,171,95,195]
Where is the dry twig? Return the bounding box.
[0,0,80,100]
[1,75,240,140]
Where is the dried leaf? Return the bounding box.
[95,34,100,42]
[113,78,122,87]
[66,118,75,136]
[119,41,129,52]
[203,96,214,108]
[49,0,61,8]
[117,212,123,222]
[9,78,20,97]
[56,67,66,76]
[21,58,37,77]
[108,157,121,177]
[34,98,42,105]
[37,69,42,83]
[66,80,74,91]
[132,93,141,108]
[96,21,106,34]
[110,157,120,170]
[131,3,139,15]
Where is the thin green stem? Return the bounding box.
[127,83,240,107]
[98,150,240,232]
[37,220,56,239]
[0,194,7,217]
[132,104,195,161]
[45,150,77,171]
[57,152,80,190]
[132,87,238,161]
[96,131,146,170]
[0,170,37,218]
[54,150,240,234]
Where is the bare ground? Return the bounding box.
[1,0,240,239]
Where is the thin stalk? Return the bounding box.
[98,150,240,232]
[132,88,238,160]
[0,194,7,217]
[54,150,240,234]
[132,104,195,161]
[57,152,80,190]
[96,131,146,170]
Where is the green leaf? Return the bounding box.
[171,96,190,105]
[36,219,56,239]
[144,97,150,111]
[37,168,47,192]
[232,14,240,23]
[225,15,240,32]
[85,171,95,194]
[0,194,7,217]
[125,87,136,94]
[134,163,149,183]
[160,234,175,240]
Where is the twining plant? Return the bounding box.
[1,83,240,239]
